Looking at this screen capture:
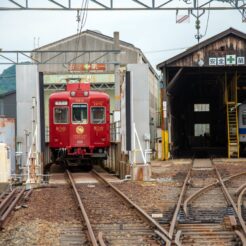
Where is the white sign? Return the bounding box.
[226,55,236,65]
[217,57,225,66]
[237,57,245,65]
[209,57,217,66]
[208,55,245,66]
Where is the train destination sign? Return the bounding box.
[208,55,245,66]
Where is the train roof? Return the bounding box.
[49,90,110,100]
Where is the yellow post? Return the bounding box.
[162,130,169,160]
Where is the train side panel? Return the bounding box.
[49,92,70,149]
[90,93,110,155]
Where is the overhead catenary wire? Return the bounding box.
[202,3,211,38]
[72,0,89,69]
[144,47,188,54]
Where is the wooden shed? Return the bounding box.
[157,28,246,159]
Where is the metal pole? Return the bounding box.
[114,32,120,113]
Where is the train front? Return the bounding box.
[49,81,110,165]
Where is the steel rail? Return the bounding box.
[223,172,246,182]
[98,232,107,246]
[0,188,25,229]
[174,230,182,246]
[235,230,246,246]
[23,189,33,201]
[91,169,173,245]
[183,171,246,215]
[168,167,192,239]
[237,187,246,218]
[236,183,246,196]
[183,180,219,215]
[66,170,99,246]
[212,161,246,237]
[0,189,16,215]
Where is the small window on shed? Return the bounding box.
[194,104,210,112]
[194,124,210,137]
[54,107,69,124]
[242,111,246,125]
[91,107,105,124]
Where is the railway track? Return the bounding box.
[174,158,246,245]
[0,187,26,229]
[113,158,246,245]
[65,168,173,246]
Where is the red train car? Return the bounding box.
[49,81,110,165]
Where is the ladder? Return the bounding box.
[227,102,239,158]
[226,72,239,158]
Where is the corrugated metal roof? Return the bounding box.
[157,27,246,70]
[34,29,138,51]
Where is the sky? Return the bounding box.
[0,7,245,74]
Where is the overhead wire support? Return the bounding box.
[0,50,121,65]
[1,0,246,11]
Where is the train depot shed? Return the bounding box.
[14,30,160,181]
[157,28,246,159]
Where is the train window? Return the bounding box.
[194,124,210,137]
[54,107,69,124]
[91,107,105,124]
[72,104,88,124]
[242,111,246,125]
[194,104,210,112]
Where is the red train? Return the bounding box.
[49,80,110,166]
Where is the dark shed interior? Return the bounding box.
[167,67,246,158]
[157,28,246,158]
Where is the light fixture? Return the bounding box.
[70,91,76,97]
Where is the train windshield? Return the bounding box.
[72,104,88,124]
[91,107,105,124]
[54,107,69,124]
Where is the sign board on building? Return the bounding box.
[44,74,115,84]
[68,63,106,72]
[208,55,245,66]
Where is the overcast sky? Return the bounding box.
[0,8,245,73]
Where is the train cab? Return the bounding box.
[49,81,110,163]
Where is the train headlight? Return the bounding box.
[70,91,76,97]
[83,91,89,97]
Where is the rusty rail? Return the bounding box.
[0,189,16,216]
[66,170,99,246]
[235,183,246,196]
[184,170,246,216]
[212,161,246,239]
[0,188,25,229]
[237,187,246,219]
[169,167,192,239]
[98,232,107,246]
[91,169,173,245]
[235,230,246,246]
[183,180,219,215]
[174,230,182,246]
